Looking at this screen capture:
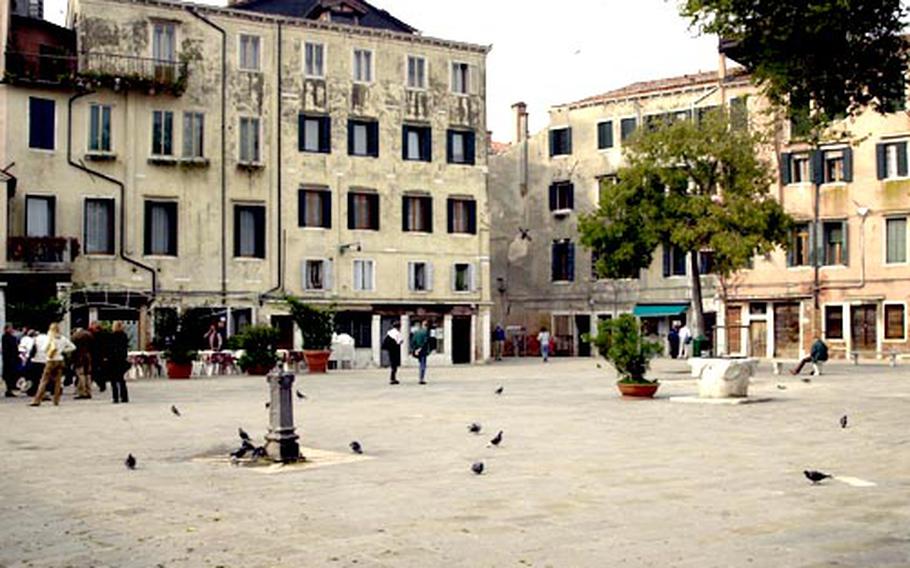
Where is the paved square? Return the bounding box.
[1,359,909,567]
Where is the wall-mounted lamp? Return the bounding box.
[339,242,362,254]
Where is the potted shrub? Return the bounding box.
[162,311,198,380]
[286,295,334,373]
[236,324,280,376]
[591,314,663,398]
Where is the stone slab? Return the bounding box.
[669,395,774,405]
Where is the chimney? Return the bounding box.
[512,102,528,144]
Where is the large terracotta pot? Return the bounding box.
[303,349,331,373]
[167,361,193,380]
[617,381,660,398]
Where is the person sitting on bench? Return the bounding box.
[791,337,828,375]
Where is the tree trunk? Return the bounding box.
[688,251,705,339]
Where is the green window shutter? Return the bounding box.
[841,220,849,266]
[780,153,792,185]
[810,150,824,186]
[876,143,887,179]
[898,142,908,177]
[843,147,853,182]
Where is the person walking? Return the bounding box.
[71,327,94,399]
[667,323,680,359]
[678,323,692,358]
[790,337,829,376]
[537,327,551,363]
[29,323,75,407]
[410,320,431,385]
[382,321,403,385]
[492,324,506,361]
[107,321,130,404]
[2,324,20,397]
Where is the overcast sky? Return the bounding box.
[44,0,720,140]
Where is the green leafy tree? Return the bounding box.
[579,110,793,338]
[680,1,908,121]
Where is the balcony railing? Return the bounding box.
[4,50,188,94]
[6,237,80,266]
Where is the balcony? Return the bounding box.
[6,237,80,269]
[4,50,188,95]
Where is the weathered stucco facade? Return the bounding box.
[1,0,492,365]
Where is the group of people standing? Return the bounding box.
[382,320,436,385]
[2,321,131,406]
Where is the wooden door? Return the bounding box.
[750,321,767,358]
[850,305,877,351]
[773,303,800,358]
[726,307,742,355]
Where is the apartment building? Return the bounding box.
[0,0,492,366]
[489,67,754,356]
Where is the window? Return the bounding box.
[352,259,374,291]
[239,117,260,163]
[347,191,379,230]
[548,181,574,212]
[28,97,55,150]
[697,250,715,274]
[823,220,848,266]
[749,303,767,315]
[84,198,114,255]
[549,127,572,157]
[151,110,173,156]
[784,153,810,184]
[620,117,637,142]
[551,240,575,282]
[182,112,204,158]
[152,21,176,62]
[144,201,177,256]
[25,195,55,237]
[88,104,111,153]
[304,42,324,77]
[298,114,330,153]
[451,61,471,94]
[886,217,907,264]
[453,262,475,291]
[298,188,331,229]
[447,198,476,234]
[824,305,844,339]
[304,259,332,291]
[885,304,906,340]
[730,96,748,130]
[821,148,852,183]
[408,261,432,291]
[597,121,613,150]
[402,125,431,161]
[407,55,426,89]
[402,195,432,233]
[447,129,475,165]
[348,119,379,157]
[334,312,371,347]
[238,34,261,71]
[353,49,372,82]
[663,244,687,277]
[788,222,811,267]
[234,204,265,258]
[877,141,909,179]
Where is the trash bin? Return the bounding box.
[692,336,708,358]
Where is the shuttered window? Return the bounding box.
[824,306,844,340]
[348,192,379,230]
[299,114,331,153]
[402,125,431,162]
[597,121,613,149]
[402,195,432,233]
[551,240,575,282]
[620,117,637,142]
[876,141,909,180]
[788,222,811,267]
[144,201,177,256]
[233,204,265,259]
[548,181,574,211]
[886,217,907,264]
[447,198,476,234]
[885,304,906,340]
[298,188,331,229]
[348,119,379,157]
[822,220,848,266]
[549,127,572,156]
[447,129,475,165]
[29,97,55,150]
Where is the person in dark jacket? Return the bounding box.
[382,321,403,385]
[88,322,108,392]
[409,320,431,385]
[791,337,829,375]
[71,327,94,399]
[107,321,130,403]
[667,323,680,359]
[2,325,20,397]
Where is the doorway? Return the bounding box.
[773,302,800,358]
[575,315,591,357]
[452,316,471,364]
[726,306,742,355]
[850,305,877,352]
[749,320,767,358]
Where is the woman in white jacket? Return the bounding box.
[30,322,75,407]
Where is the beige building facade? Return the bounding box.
[1,0,492,366]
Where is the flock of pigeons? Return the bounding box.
[803,414,849,485]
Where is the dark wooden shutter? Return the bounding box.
[843,147,853,182]
[401,126,409,160]
[254,207,266,258]
[298,114,305,151]
[465,131,476,165]
[898,142,908,177]
[551,242,558,281]
[662,243,671,277]
[567,183,575,210]
[447,199,454,233]
[425,197,433,233]
[233,206,241,256]
[548,130,556,157]
[347,121,355,155]
[144,202,153,255]
[368,121,379,157]
[421,127,432,161]
[549,184,557,211]
[321,191,332,229]
[167,202,178,256]
[876,143,887,179]
[369,194,380,230]
[567,242,575,281]
[467,200,476,234]
[786,227,795,267]
[319,116,331,153]
[780,153,792,185]
[297,190,306,227]
[565,127,573,154]
[841,220,849,265]
[402,196,410,231]
[810,150,824,186]
[347,193,355,229]
[446,130,454,163]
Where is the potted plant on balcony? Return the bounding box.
[162,311,198,380]
[286,295,334,374]
[591,314,663,398]
[236,324,280,376]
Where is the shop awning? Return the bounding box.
[632,304,689,318]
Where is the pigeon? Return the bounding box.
[125,453,137,470]
[490,430,503,446]
[265,402,270,409]
[296,390,307,400]
[230,440,255,459]
[776,384,787,390]
[840,415,848,429]
[494,386,504,395]
[170,405,181,417]
[802,377,811,383]
[596,363,602,369]
[471,461,484,475]
[349,441,363,454]
[468,422,482,434]
[804,470,833,484]
[251,446,267,460]
[239,427,251,442]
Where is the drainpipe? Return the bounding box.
[261,22,284,303]
[67,91,157,298]
[187,7,227,305]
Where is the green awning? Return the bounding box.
[632,304,689,318]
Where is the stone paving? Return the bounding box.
[1,358,909,568]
